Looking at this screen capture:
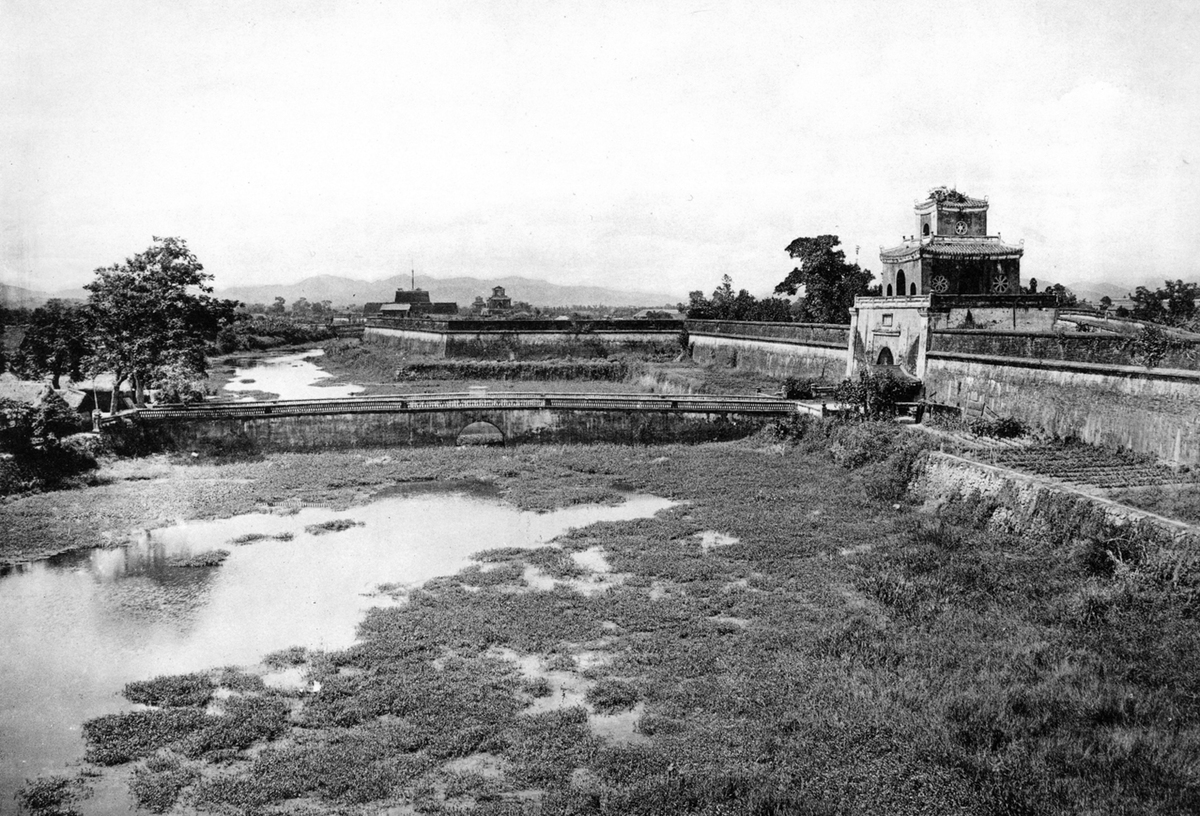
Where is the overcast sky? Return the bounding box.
[3,0,1198,299]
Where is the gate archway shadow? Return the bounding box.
[457,420,505,446]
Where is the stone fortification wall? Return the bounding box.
[111,407,773,453]
[931,330,1200,370]
[365,325,680,359]
[925,352,1200,465]
[686,321,850,381]
[916,452,1198,546]
[689,334,847,381]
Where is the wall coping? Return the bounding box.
[684,319,849,331]
[926,350,1200,383]
[687,331,847,350]
[932,328,1200,344]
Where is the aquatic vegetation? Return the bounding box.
[167,549,230,567]
[304,518,364,535]
[14,775,91,816]
[128,753,199,813]
[123,673,215,708]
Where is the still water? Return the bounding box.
[0,489,673,808]
[223,348,364,400]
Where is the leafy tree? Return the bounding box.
[1129,286,1164,323]
[775,235,874,324]
[1099,296,1113,310]
[1044,283,1077,306]
[85,237,238,407]
[684,275,793,321]
[269,297,286,314]
[15,300,92,388]
[292,297,311,315]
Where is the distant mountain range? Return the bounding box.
[218,274,680,309]
[0,274,680,310]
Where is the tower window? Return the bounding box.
[910,282,917,296]
[922,223,930,236]
[886,284,893,296]
[882,314,893,327]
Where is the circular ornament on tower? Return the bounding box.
[991,272,1010,293]
[954,220,968,235]
[930,275,949,293]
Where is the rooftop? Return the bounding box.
[881,236,1024,261]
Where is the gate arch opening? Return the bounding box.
[457,420,504,446]
[876,347,894,366]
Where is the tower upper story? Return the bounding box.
[914,187,989,239]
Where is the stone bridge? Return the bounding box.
[101,392,800,453]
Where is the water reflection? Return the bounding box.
[222,348,364,400]
[0,489,673,809]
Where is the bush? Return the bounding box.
[782,377,816,399]
[828,421,903,469]
[153,363,209,405]
[124,673,215,707]
[129,753,199,813]
[585,678,640,713]
[834,370,917,418]
[14,775,89,816]
[969,416,1025,439]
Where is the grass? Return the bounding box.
[16,419,1200,813]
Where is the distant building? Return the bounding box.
[372,288,458,320]
[486,286,513,312]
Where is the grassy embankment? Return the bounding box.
[314,338,789,397]
[15,421,1200,815]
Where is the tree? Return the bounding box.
[1099,296,1113,311]
[1130,280,1198,328]
[1045,283,1077,306]
[775,236,874,324]
[15,300,92,388]
[269,297,286,314]
[85,237,238,407]
[683,276,793,322]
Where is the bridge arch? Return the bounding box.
[457,420,505,446]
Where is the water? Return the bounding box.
[222,348,364,400]
[0,489,674,810]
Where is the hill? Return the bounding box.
[215,274,680,309]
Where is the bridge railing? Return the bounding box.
[129,392,799,420]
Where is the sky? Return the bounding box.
[2,0,1198,300]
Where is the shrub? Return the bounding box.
[585,678,640,713]
[14,775,89,816]
[828,421,903,469]
[834,370,917,418]
[129,753,199,813]
[83,709,207,765]
[124,673,215,707]
[860,436,930,502]
[969,416,1025,439]
[782,377,816,399]
[153,363,209,405]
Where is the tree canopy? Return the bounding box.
[1130,280,1198,328]
[775,236,874,324]
[684,275,793,321]
[15,300,92,388]
[85,237,237,405]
